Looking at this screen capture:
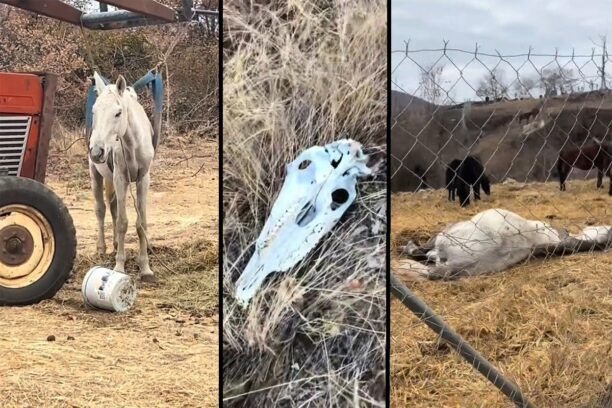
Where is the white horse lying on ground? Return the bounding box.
[89,72,158,281]
[396,209,611,280]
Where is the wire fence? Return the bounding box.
[390,44,612,407]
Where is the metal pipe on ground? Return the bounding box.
[390,274,536,408]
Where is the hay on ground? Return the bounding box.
[391,181,612,407]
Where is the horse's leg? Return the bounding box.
[136,173,154,281]
[458,183,470,207]
[110,193,118,253]
[105,178,118,253]
[113,176,129,273]
[474,182,481,200]
[597,169,603,189]
[90,164,106,255]
[558,160,567,191]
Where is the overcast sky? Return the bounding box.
[392,0,612,102]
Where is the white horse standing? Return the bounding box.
[89,72,158,281]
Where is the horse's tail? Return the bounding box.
[151,117,160,153]
[104,178,115,205]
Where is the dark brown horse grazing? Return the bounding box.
[518,107,540,124]
[557,138,612,194]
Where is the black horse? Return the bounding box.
[446,156,491,207]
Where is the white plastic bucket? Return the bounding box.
[81,267,137,312]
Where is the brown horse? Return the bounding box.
[557,138,612,194]
[518,107,540,124]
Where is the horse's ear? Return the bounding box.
[93,71,106,96]
[116,75,127,96]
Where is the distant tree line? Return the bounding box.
[417,37,610,104]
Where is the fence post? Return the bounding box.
[391,274,536,408]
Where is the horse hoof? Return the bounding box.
[140,273,156,283]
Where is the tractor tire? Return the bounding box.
[0,177,76,305]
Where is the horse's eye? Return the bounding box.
[115,111,122,118]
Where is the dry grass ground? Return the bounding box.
[391,180,611,407]
[0,135,219,407]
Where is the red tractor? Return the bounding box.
[0,0,217,305]
[0,72,76,305]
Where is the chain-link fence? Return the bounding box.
[390,43,612,407]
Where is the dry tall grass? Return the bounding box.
[222,0,386,406]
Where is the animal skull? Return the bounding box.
[234,139,372,306]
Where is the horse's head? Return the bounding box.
[89,72,130,164]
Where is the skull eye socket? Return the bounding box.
[330,188,349,210]
[298,160,312,170]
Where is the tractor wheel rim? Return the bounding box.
[0,205,55,288]
[0,224,35,266]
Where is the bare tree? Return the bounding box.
[540,67,576,96]
[591,35,608,90]
[476,68,509,100]
[418,64,446,104]
[514,76,537,98]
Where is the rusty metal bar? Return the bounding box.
[0,0,215,30]
[34,73,57,183]
[80,8,219,30]
[0,0,83,25]
[97,0,176,22]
